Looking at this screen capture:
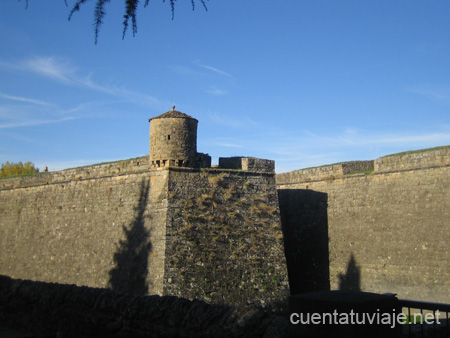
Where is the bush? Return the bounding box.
[0,161,39,178]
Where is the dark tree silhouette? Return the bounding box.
[20,0,209,43]
[108,179,152,295]
[68,0,209,43]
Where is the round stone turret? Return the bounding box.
[149,106,198,168]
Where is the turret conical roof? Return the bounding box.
[149,106,197,122]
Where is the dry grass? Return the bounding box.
[207,175,221,185]
[257,202,276,215]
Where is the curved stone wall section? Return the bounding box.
[276,149,450,303]
[375,147,450,173]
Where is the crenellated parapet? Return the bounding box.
[218,156,275,173]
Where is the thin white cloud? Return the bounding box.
[373,132,450,145]
[0,116,76,129]
[215,142,243,148]
[209,111,260,129]
[170,61,236,96]
[193,60,233,78]
[208,125,450,173]
[116,87,168,109]
[405,85,450,102]
[206,87,228,96]
[1,56,165,109]
[0,99,98,129]
[0,92,52,106]
[0,130,43,145]
[59,100,128,115]
[300,129,450,152]
[20,56,75,83]
[0,55,166,136]
[169,64,203,77]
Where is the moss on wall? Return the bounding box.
[165,169,289,308]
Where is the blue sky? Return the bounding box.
[1,1,449,173]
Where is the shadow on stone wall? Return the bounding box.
[278,189,330,295]
[0,275,291,338]
[108,179,152,295]
[338,252,361,291]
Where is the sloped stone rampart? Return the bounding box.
[277,149,450,303]
[0,166,168,296]
[0,156,150,190]
[374,148,450,172]
[276,161,373,185]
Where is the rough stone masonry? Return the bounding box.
[277,147,450,303]
[1,107,449,306]
[0,108,289,308]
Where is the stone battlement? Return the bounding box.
[374,147,450,172]
[276,160,374,185]
[0,156,275,191]
[0,156,150,190]
[218,157,275,173]
[276,147,450,185]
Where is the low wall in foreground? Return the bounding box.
[0,275,289,338]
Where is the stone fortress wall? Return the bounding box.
[276,147,450,303]
[0,108,289,308]
[0,105,449,308]
[164,167,289,307]
[0,158,169,296]
[0,158,289,308]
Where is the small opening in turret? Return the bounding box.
[168,135,171,140]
